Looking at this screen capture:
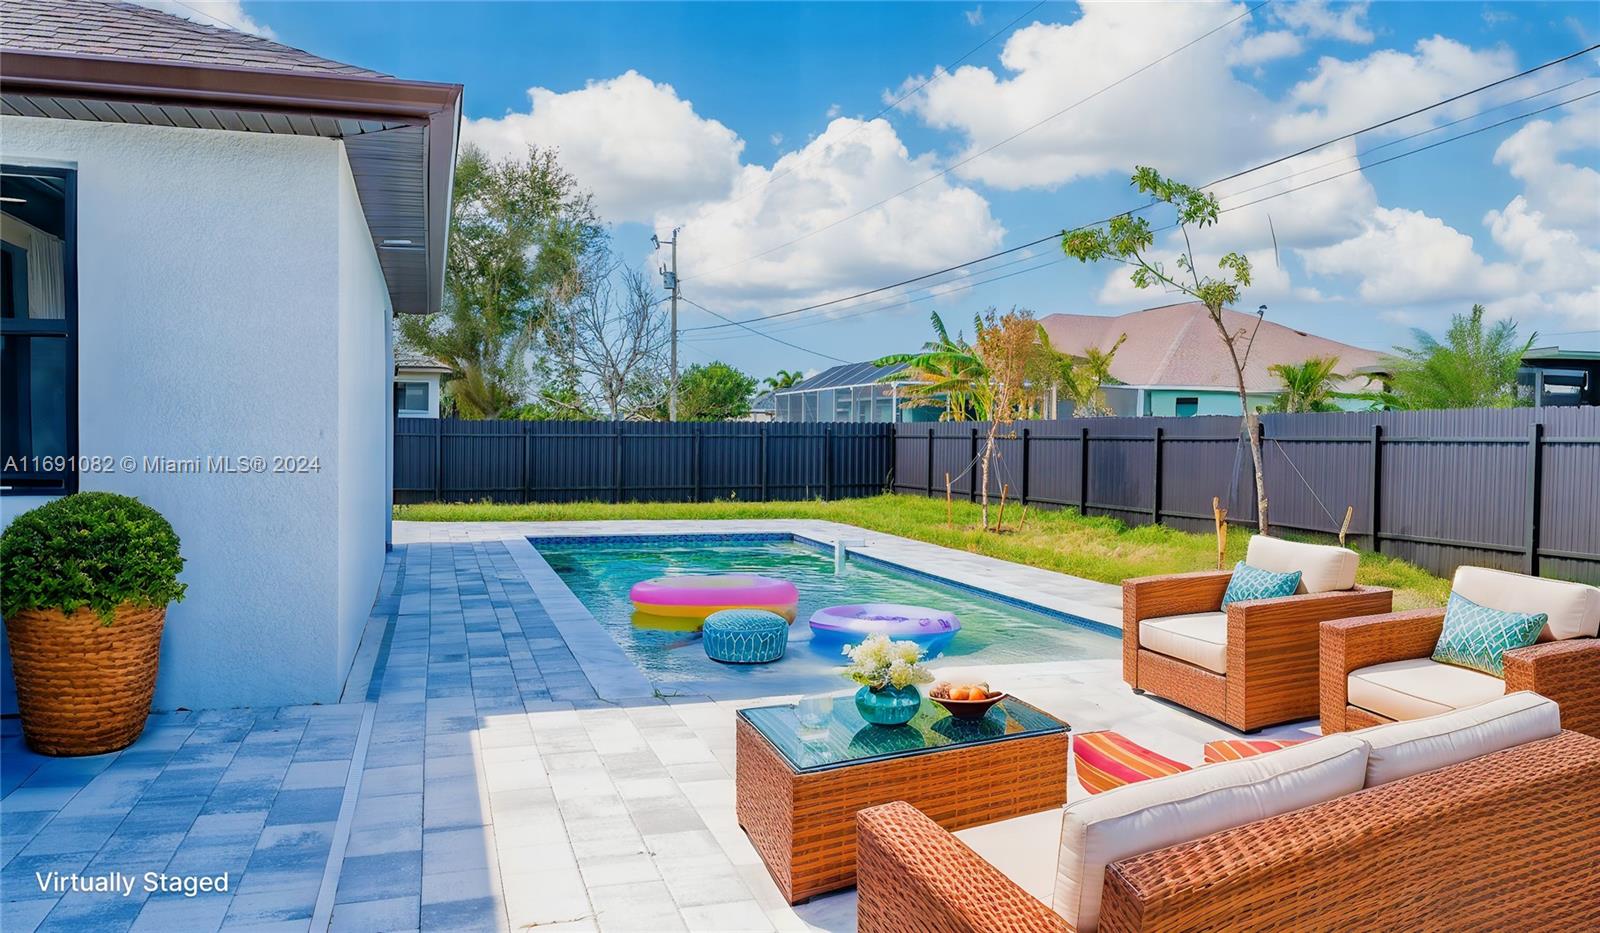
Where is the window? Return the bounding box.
[394,381,430,415]
[1175,397,1200,417]
[2,166,77,495]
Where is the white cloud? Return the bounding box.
[965,6,985,27]
[461,71,744,223]
[1230,30,1304,66]
[671,117,1005,307]
[899,2,1274,189]
[1491,107,1600,232]
[1298,207,1519,304]
[1271,37,1515,146]
[135,1,275,37]
[1270,0,1374,44]
[769,132,784,147]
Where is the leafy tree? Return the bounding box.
[764,369,805,391]
[1384,305,1534,410]
[971,308,1055,529]
[1064,166,1270,532]
[673,362,759,421]
[398,144,602,418]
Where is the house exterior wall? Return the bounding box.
[1145,389,1276,417]
[0,116,390,710]
[394,370,442,417]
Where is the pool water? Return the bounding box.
[536,535,1119,697]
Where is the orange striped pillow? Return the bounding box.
[1202,738,1307,764]
[1073,731,1190,795]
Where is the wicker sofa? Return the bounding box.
[1321,565,1600,737]
[856,694,1600,933]
[1123,536,1392,731]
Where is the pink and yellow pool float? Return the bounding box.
[628,574,799,623]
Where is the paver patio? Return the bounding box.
[2,521,1310,932]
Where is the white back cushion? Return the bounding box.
[1451,565,1600,641]
[1052,734,1368,931]
[1245,536,1358,593]
[1352,691,1560,786]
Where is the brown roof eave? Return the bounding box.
[3,49,462,315]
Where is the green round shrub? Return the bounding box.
[0,492,186,623]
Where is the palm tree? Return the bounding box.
[874,311,988,421]
[1268,356,1348,413]
[763,369,804,391]
[1385,305,1534,410]
[1040,329,1126,417]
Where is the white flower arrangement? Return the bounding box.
[841,634,934,691]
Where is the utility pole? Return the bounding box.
[654,228,681,421]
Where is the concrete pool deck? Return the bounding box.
[2,520,1313,932]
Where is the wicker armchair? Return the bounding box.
[1123,538,1392,732]
[1321,568,1600,737]
[857,730,1600,933]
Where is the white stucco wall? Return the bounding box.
[0,116,392,710]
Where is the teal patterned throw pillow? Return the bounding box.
[1432,592,1547,678]
[1221,562,1302,607]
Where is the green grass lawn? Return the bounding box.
[394,494,1451,611]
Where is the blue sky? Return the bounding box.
[210,1,1598,381]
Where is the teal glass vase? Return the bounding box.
[854,684,920,727]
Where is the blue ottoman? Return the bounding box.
[703,609,788,664]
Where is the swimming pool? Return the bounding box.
[535,534,1119,697]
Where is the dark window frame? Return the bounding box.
[1175,396,1200,418]
[1,164,78,496]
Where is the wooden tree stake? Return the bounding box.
[995,484,1009,533]
[1339,505,1354,547]
[1017,503,1030,532]
[945,473,953,528]
[1212,496,1229,570]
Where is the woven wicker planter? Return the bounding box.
[5,603,166,756]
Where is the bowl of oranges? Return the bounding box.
[928,681,1006,720]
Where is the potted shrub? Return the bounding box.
[1,492,185,755]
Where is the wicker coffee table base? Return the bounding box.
[735,716,1068,904]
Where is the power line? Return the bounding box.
[679,297,852,363]
[685,44,1600,336]
[1212,74,1595,203]
[683,1,1268,282]
[705,0,1049,218]
[1206,42,1599,190]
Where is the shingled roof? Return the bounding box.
[0,0,386,76]
[1040,302,1384,393]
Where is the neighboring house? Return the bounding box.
[745,391,776,422]
[395,345,452,418]
[1518,341,1599,407]
[0,0,461,711]
[770,361,945,423]
[1040,302,1385,416]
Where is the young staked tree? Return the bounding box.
[971,309,1052,530]
[399,144,602,418]
[1063,167,1270,532]
[1385,305,1535,409]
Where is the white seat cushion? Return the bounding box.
[1052,734,1368,932]
[1347,658,1505,721]
[1245,535,1358,594]
[1138,612,1228,674]
[1350,691,1560,786]
[1451,565,1600,641]
[954,808,1063,905]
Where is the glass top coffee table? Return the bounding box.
[735,693,1069,903]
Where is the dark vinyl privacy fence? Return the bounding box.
[889,407,1600,584]
[395,419,893,505]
